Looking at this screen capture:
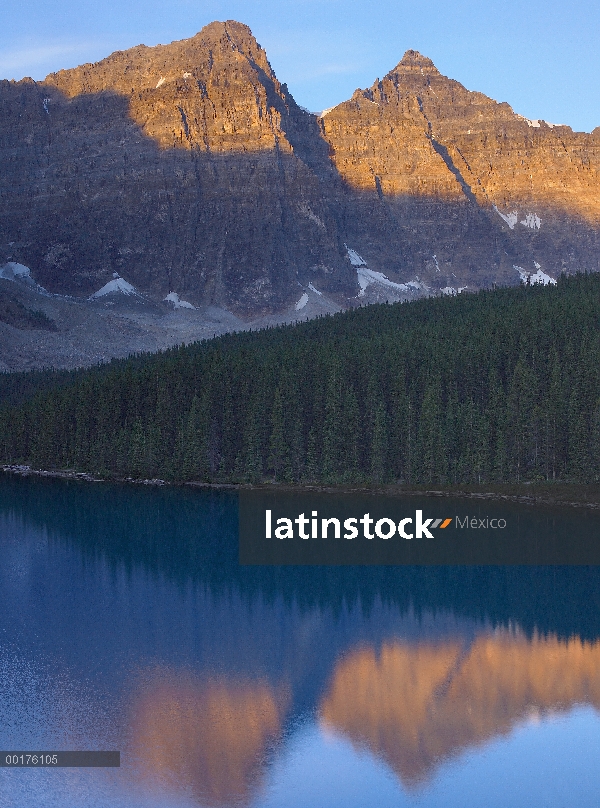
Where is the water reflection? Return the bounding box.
[130,671,288,806]
[1,474,600,807]
[320,633,600,786]
[122,631,600,804]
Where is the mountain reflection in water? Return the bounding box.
[125,634,600,804]
[130,672,288,806]
[320,633,600,786]
[1,475,600,807]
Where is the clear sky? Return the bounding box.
[1,0,598,132]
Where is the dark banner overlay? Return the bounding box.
[239,490,600,565]
[0,752,120,767]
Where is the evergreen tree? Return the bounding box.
[1,273,599,487]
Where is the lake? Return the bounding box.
[1,474,599,807]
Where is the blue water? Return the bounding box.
[1,474,599,807]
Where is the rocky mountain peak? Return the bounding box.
[42,20,306,157]
[45,20,277,97]
[1,19,600,371]
[393,49,440,75]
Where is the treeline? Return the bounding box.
[1,274,600,485]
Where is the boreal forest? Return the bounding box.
[1,273,599,485]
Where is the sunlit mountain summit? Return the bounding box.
[1,21,599,369]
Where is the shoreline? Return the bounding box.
[3,464,600,510]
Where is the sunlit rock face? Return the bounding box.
[322,48,600,217]
[129,671,288,806]
[319,49,600,288]
[320,632,600,786]
[0,21,352,312]
[45,21,309,156]
[1,25,599,319]
[321,52,467,200]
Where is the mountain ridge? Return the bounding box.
[1,21,599,369]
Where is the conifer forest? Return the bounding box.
[1,274,599,486]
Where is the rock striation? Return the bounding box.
[320,49,600,288]
[1,23,599,323]
[0,22,350,313]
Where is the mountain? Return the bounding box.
[1,22,599,369]
[0,22,352,312]
[321,49,600,288]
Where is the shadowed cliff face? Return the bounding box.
[0,21,354,312]
[320,632,600,786]
[1,26,599,319]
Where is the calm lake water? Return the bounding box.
[1,474,600,807]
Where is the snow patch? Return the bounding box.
[433,254,440,272]
[0,262,49,294]
[514,265,556,286]
[520,213,541,230]
[164,292,195,309]
[519,116,541,128]
[441,286,467,295]
[308,283,322,296]
[357,267,411,297]
[345,245,367,267]
[90,275,139,299]
[344,245,424,297]
[155,77,166,89]
[295,293,309,310]
[319,106,337,117]
[515,115,562,129]
[493,206,518,229]
[0,262,32,280]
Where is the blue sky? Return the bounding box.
[1,0,598,132]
